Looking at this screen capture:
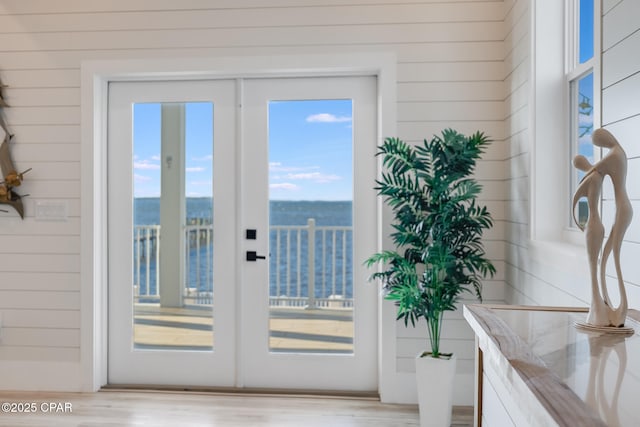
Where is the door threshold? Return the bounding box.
[101,384,379,400]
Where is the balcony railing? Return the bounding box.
[133,218,353,308]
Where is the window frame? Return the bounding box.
[565,0,601,237]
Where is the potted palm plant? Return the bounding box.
[366,129,495,427]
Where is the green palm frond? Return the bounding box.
[366,129,495,358]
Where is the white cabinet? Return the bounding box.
[464,305,640,427]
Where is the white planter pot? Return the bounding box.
[415,352,457,427]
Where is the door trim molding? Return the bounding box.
[80,52,397,395]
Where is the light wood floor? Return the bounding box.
[0,390,473,426]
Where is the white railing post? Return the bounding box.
[182,223,214,303]
[134,221,353,308]
[306,218,317,309]
[154,225,161,299]
[145,227,152,297]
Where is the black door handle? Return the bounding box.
[246,251,267,261]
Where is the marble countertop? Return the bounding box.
[464,305,640,427]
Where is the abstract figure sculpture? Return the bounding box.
[572,128,633,330]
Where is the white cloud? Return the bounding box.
[192,155,213,161]
[186,166,205,173]
[270,183,300,191]
[134,159,160,170]
[306,113,352,123]
[269,163,320,173]
[134,174,152,182]
[284,172,341,183]
[269,162,341,184]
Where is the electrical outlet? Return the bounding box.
[34,200,68,221]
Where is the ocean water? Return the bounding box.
[134,198,352,226]
[133,198,353,299]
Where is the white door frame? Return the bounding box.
[80,53,397,395]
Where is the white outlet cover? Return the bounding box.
[34,200,68,221]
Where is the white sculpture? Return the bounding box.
[572,128,633,329]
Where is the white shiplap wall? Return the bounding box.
[392,2,508,407]
[0,0,506,404]
[504,0,536,305]
[601,0,640,304]
[504,0,640,334]
[503,0,590,309]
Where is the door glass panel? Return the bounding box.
[268,99,354,354]
[132,102,214,351]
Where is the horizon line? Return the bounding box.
[134,197,353,202]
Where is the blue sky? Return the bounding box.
[269,99,353,200]
[133,100,353,201]
[579,0,594,64]
[576,0,595,165]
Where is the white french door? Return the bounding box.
[107,76,378,391]
[241,77,378,390]
[108,80,237,386]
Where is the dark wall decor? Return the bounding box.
[0,79,30,218]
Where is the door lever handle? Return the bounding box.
[246,251,267,261]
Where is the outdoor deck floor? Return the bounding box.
[134,304,354,352]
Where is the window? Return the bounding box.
[567,0,599,228]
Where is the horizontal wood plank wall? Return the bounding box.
[601,0,640,303]
[502,0,589,308]
[0,0,506,402]
[503,0,640,329]
[503,0,587,308]
[503,0,536,306]
[502,0,576,306]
